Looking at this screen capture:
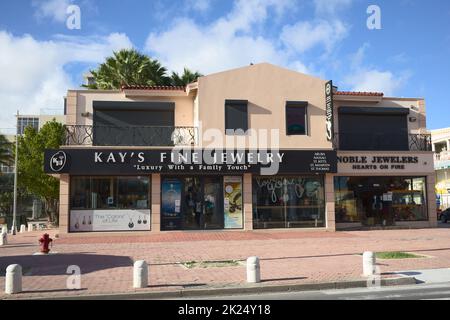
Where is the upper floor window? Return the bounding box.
[286,101,308,136]
[225,100,248,135]
[18,117,39,135]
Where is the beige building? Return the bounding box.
[45,63,436,235]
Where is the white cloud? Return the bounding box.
[345,70,406,96]
[0,31,133,129]
[145,0,346,74]
[281,19,348,54]
[343,44,410,95]
[32,0,73,23]
[186,0,211,12]
[146,18,292,75]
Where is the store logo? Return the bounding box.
[325,81,334,142]
[50,151,67,172]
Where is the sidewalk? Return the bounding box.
[1,228,450,299]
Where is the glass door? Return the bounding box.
[162,176,225,230]
[182,177,202,230]
[203,177,224,230]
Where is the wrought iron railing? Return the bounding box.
[332,133,432,152]
[408,134,432,151]
[64,125,197,147]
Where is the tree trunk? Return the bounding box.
[42,197,59,226]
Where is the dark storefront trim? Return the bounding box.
[44,149,338,175]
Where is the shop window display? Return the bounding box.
[334,176,428,225]
[252,176,325,229]
[69,176,151,232]
[70,176,150,210]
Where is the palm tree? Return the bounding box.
[0,134,12,167]
[84,49,171,89]
[170,68,203,86]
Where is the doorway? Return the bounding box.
[358,188,394,227]
[161,176,224,230]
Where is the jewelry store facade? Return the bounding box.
[45,63,436,235]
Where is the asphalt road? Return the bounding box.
[178,283,450,300]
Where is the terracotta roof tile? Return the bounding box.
[335,91,384,97]
[121,85,186,91]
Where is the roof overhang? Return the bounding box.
[333,95,383,103]
[123,89,188,98]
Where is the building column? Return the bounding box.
[427,174,438,228]
[151,174,161,233]
[325,174,336,231]
[243,173,253,231]
[59,174,70,234]
[447,140,450,152]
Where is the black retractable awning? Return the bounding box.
[338,106,410,115]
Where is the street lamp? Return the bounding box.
[11,110,19,235]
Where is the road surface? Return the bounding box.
[176,282,450,300]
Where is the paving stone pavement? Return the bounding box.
[1,228,450,299]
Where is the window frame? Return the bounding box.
[225,100,249,135]
[285,101,308,136]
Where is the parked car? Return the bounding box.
[439,208,450,223]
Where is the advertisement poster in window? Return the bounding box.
[224,176,243,229]
[161,179,183,230]
[70,209,151,232]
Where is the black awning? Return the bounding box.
[338,106,410,115]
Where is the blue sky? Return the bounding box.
[0,0,449,130]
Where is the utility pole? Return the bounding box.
[11,110,19,235]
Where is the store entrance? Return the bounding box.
[358,187,394,227]
[161,176,224,230]
[183,177,224,230]
[335,176,428,226]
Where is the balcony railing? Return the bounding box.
[435,151,450,162]
[333,133,432,152]
[64,125,197,147]
[408,134,433,151]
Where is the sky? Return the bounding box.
[0,0,449,131]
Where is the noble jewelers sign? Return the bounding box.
[337,153,434,173]
[45,149,338,175]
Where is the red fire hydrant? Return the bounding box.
[39,233,53,254]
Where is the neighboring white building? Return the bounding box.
[1,110,66,174]
[431,127,450,209]
[17,111,66,135]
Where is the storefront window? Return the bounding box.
[161,176,243,231]
[252,176,325,229]
[334,176,428,225]
[70,176,150,210]
[91,178,117,209]
[118,177,149,209]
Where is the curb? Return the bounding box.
[7,276,417,300]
